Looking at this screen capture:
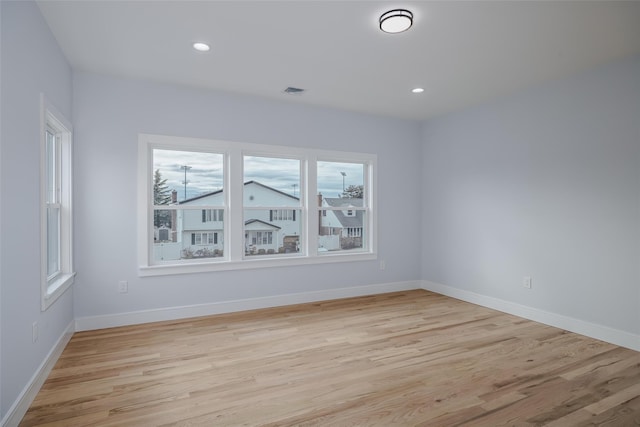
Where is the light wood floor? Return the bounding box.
[21,290,640,426]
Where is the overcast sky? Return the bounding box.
[153,149,363,202]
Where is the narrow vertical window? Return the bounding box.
[41,96,75,310]
[45,129,61,279]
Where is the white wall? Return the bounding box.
[71,72,423,320]
[421,55,640,337]
[0,1,74,420]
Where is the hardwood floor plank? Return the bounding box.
[20,290,640,426]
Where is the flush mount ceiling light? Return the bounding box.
[192,42,210,52]
[379,9,413,34]
[412,87,424,94]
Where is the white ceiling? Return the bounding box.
[37,1,640,121]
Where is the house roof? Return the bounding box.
[247,181,300,202]
[323,198,364,208]
[324,197,363,229]
[244,219,281,230]
[178,189,222,204]
[179,180,299,204]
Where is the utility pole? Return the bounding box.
[181,165,192,201]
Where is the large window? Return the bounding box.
[138,134,376,275]
[41,96,75,310]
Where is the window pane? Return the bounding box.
[244,156,300,204]
[317,161,364,201]
[244,209,301,256]
[47,206,60,277]
[319,210,366,253]
[153,149,223,204]
[45,130,56,203]
[153,208,224,262]
[201,209,224,222]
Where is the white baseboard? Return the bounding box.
[421,280,640,352]
[75,281,421,331]
[2,320,75,427]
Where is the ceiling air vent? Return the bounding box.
[283,86,305,95]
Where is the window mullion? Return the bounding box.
[366,161,376,254]
[228,147,244,261]
[55,134,62,203]
[306,157,318,256]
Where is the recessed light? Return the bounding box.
[192,42,210,52]
[380,9,413,34]
[412,87,424,94]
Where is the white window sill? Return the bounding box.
[43,272,75,310]
[139,252,376,277]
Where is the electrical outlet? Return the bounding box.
[118,280,128,293]
[523,276,532,289]
[379,260,386,270]
[32,321,38,343]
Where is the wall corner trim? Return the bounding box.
[75,281,422,332]
[2,320,75,427]
[421,280,640,352]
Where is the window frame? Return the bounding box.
[202,209,223,222]
[40,95,75,310]
[138,134,377,276]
